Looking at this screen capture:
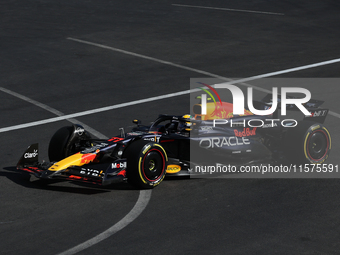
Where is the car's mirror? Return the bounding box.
[133,119,141,125]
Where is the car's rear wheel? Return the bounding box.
[123,139,168,189]
[284,121,331,164]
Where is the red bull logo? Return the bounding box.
[80,153,97,164]
[234,127,257,137]
[195,82,253,120]
[198,82,228,119]
[49,152,98,172]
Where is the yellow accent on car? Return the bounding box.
[166,164,181,174]
[154,144,168,161]
[48,153,96,171]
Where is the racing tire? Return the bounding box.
[284,121,331,164]
[48,125,91,162]
[123,139,168,189]
[48,126,74,162]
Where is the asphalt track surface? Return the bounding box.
[1,1,340,254]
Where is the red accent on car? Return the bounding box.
[80,153,97,164]
[108,137,124,142]
[117,169,126,177]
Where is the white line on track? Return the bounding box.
[172,3,285,16]
[1,37,340,135]
[0,89,191,133]
[57,190,152,255]
[66,38,340,89]
[0,87,107,139]
[0,221,13,224]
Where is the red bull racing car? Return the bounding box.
[17,96,331,189]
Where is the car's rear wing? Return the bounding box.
[253,94,329,123]
[260,94,325,109]
[302,108,329,123]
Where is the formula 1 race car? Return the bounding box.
[17,96,331,189]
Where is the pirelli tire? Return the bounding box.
[284,121,331,164]
[48,125,91,162]
[48,126,74,162]
[124,139,168,189]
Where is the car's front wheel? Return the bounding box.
[123,139,168,189]
[48,124,91,162]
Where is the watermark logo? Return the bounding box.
[199,82,311,116]
[189,78,335,179]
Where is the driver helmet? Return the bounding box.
[177,114,193,132]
